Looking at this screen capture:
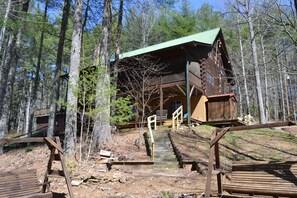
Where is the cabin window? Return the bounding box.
[207,73,215,86]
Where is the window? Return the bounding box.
[207,73,215,86]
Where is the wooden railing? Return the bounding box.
[147,115,156,161]
[204,121,295,197]
[172,106,183,131]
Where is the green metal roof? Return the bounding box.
[120,28,221,59]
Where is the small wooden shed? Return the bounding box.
[206,93,237,121]
[34,109,65,135]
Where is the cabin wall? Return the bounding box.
[35,114,65,135]
[206,96,237,121]
[191,94,207,121]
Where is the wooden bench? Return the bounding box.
[0,169,52,198]
[223,161,297,197]
[156,110,168,120]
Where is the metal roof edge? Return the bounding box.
[120,28,221,59]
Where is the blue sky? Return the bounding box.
[188,0,227,11]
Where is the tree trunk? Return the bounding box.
[0,35,14,115]
[283,61,290,120]
[246,4,266,123]
[0,0,11,53]
[25,84,32,135]
[92,0,112,149]
[111,0,123,111]
[64,0,83,154]
[0,34,15,154]
[260,33,269,121]
[47,0,71,137]
[237,14,250,115]
[273,87,279,121]
[276,44,286,121]
[1,34,19,132]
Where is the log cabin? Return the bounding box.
[116,28,236,126]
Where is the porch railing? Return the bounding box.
[147,115,156,161]
[172,106,183,131]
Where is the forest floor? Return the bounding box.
[1,124,297,197]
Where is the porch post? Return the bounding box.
[185,48,191,127]
[160,86,163,126]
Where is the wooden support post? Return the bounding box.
[215,141,222,194]
[185,49,191,127]
[42,146,55,193]
[205,130,217,197]
[43,137,74,198]
[176,84,186,96]
[160,86,163,126]
[190,85,195,97]
[55,137,74,198]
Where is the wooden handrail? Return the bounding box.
[172,105,183,131]
[147,115,156,161]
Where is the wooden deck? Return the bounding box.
[223,161,297,197]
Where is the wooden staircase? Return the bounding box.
[163,119,173,126]
[153,129,179,171]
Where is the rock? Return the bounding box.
[119,176,126,183]
[118,156,126,161]
[71,180,83,186]
[100,150,112,157]
[99,186,111,191]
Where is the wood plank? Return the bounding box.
[223,184,297,192]
[223,160,297,197]
[44,137,63,153]
[228,121,295,132]
[0,187,39,195]
[55,137,74,198]
[214,141,222,194]
[223,187,297,195]
[0,169,49,198]
[210,121,295,147]
[175,84,186,96]
[210,127,230,148]
[111,161,154,165]
[19,192,53,198]
[189,85,195,97]
[0,137,45,144]
[233,160,297,165]
[204,130,217,197]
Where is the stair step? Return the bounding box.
[155,154,176,161]
[154,158,178,162]
[155,149,175,156]
[154,164,179,170]
[152,129,179,171]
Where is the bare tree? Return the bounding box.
[264,0,297,46]
[117,56,167,125]
[236,14,250,115]
[235,0,266,123]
